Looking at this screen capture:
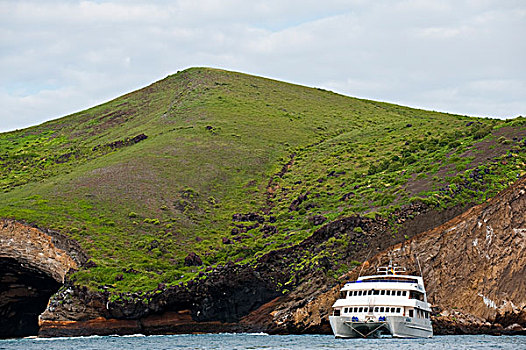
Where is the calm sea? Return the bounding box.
[1,334,525,350]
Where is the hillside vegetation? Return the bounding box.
[1,68,525,293]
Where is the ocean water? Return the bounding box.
[0,334,525,350]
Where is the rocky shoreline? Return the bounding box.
[3,176,525,338]
[37,177,526,338]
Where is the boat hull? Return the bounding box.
[329,315,433,338]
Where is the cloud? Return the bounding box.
[0,0,525,132]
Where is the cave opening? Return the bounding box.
[0,257,62,338]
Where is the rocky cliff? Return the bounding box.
[262,175,526,335]
[0,220,86,338]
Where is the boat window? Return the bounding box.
[397,291,401,296]
[385,290,390,295]
[380,290,385,295]
[374,290,380,295]
[359,307,363,312]
[344,308,348,313]
[380,307,384,312]
[391,307,395,313]
[353,291,357,296]
[402,291,407,296]
[369,307,374,313]
[374,307,379,312]
[396,308,401,313]
[340,291,346,298]
[409,309,414,318]
[334,309,341,316]
[353,307,357,312]
[359,291,362,296]
[409,291,425,301]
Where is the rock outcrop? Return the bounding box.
[0,219,86,338]
[0,220,85,282]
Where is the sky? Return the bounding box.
[1,0,525,132]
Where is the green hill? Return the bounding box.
[1,67,525,293]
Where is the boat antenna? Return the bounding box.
[358,249,373,278]
[415,254,423,277]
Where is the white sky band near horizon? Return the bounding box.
[0,0,525,132]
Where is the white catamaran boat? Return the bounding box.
[329,261,433,338]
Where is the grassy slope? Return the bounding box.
[1,68,525,292]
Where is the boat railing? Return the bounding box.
[345,278,418,284]
[377,265,406,275]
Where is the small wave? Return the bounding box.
[33,335,103,341]
[206,332,269,336]
[121,334,146,338]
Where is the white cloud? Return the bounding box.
[0,0,525,132]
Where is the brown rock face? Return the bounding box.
[365,176,526,331]
[0,219,85,338]
[0,220,83,282]
[269,176,526,335]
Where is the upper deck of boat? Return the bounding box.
[341,263,425,292]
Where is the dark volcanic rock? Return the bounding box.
[260,225,278,235]
[232,212,265,223]
[308,215,327,226]
[92,133,147,152]
[288,193,308,211]
[184,252,202,267]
